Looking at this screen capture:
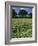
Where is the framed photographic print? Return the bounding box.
[5,1,37,44]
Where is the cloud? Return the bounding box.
[20,8,25,10]
[12,7,16,9]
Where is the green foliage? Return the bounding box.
[18,10,28,17]
[11,9,32,18]
[11,9,17,18]
[11,18,32,38]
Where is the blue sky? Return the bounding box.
[12,7,32,14]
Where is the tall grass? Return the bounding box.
[11,18,32,38]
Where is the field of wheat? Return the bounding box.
[11,18,32,38]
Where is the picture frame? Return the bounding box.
[5,1,37,44]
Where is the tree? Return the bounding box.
[18,10,28,17]
[11,9,17,18]
[29,13,32,18]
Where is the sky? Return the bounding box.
[12,7,32,14]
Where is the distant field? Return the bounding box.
[11,18,32,38]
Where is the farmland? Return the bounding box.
[11,18,32,38]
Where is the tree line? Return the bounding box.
[11,9,32,18]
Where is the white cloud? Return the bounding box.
[20,8,25,10]
[12,7,16,9]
